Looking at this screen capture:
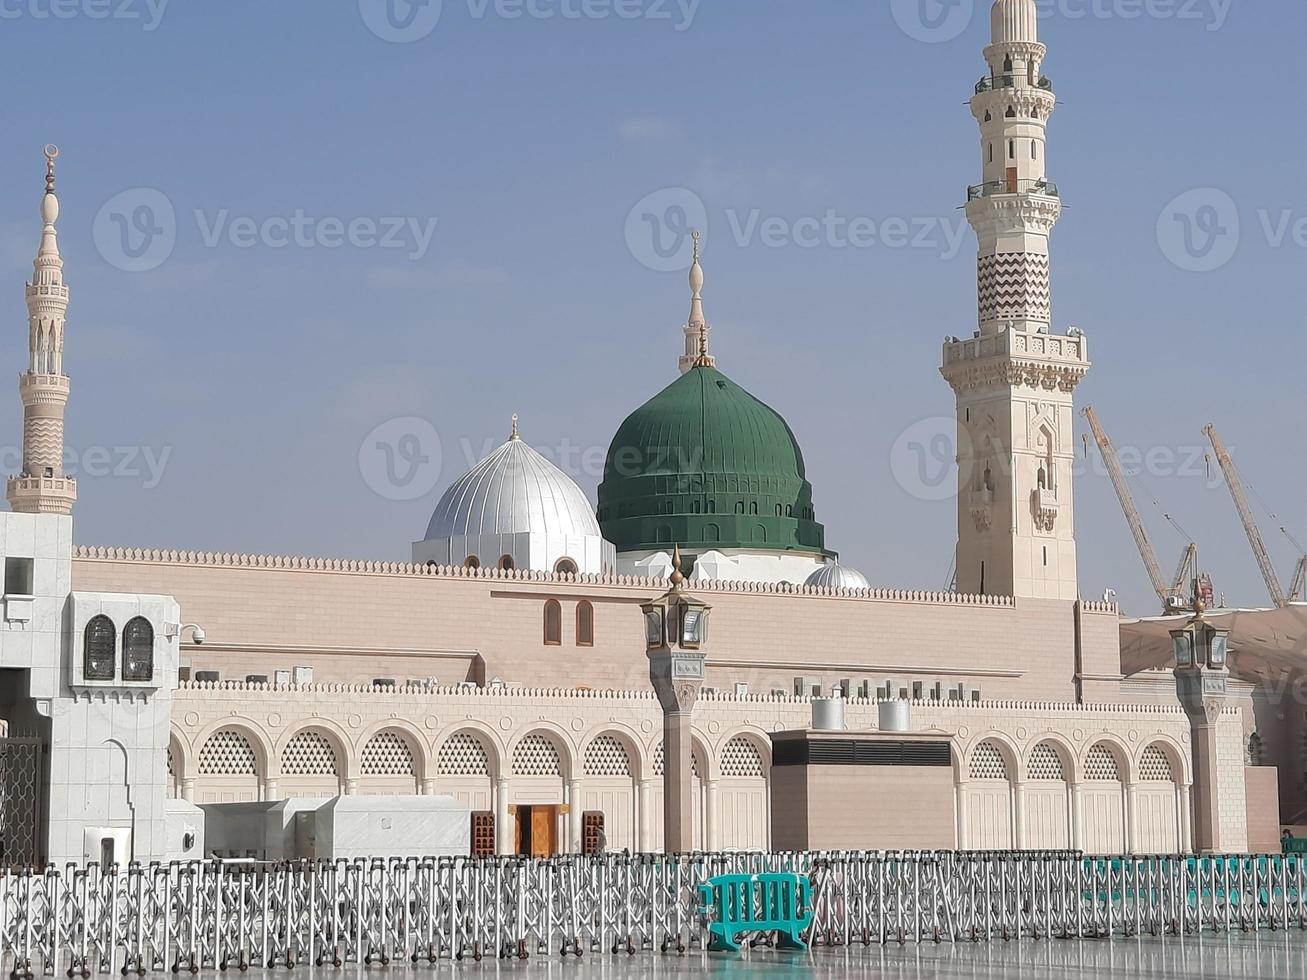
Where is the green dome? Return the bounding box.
[597,365,826,556]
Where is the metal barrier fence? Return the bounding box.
[2,851,1306,975]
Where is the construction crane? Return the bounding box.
[1203,424,1287,608]
[1280,528,1307,603]
[1083,407,1189,613]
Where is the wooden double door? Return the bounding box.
[514,805,560,858]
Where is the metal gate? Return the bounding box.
[0,736,44,869]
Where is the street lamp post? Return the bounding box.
[1170,600,1231,853]
[641,547,711,854]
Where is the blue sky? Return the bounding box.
[1,0,1303,615]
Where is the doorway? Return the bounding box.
[514,805,560,857]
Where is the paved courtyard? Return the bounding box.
[199,934,1307,979]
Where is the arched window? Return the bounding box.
[1003,54,1013,73]
[656,525,672,543]
[984,110,992,123]
[83,615,116,681]
[750,502,758,515]
[776,504,783,517]
[735,501,745,515]
[576,600,594,647]
[1008,139,1015,160]
[554,557,578,576]
[543,600,562,645]
[988,143,994,163]
[1005,105,1016,118]
[122,616,154,682]
[1032,140,1039,159]
[464,555,481,570]
[498,555,515,571]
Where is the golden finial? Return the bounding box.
[510,413,520,441]
[693,330,712,368]
[43,144,59,194]
[670,545,685,589]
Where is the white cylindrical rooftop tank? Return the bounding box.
[878,699,911,733]
[811,697,845,732]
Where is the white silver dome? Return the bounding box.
[424,432,602,541]
[804,562,870,590]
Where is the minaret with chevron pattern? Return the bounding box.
[940,1,1090,600]
[8,146,76,516]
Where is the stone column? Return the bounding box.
[1124,781,1139,854]
[344,778,359,796]
[1179,783,1193,852]
[638,778,656,853]
[181,778,196,803]
[421,777,436,796]
[956,784,970,849]
[495,778,512,856]
[1187,720,1224,852]
[568,779,584,853]
[704,780,720,852]
[659,702,700,853]
[1069,782,1083,851]
[262,778,279,802]
[1012,782,1027,850]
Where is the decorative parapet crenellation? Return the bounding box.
[172,682,1199,715]
[75,545,1025,608]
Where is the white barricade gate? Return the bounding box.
[1,851,1305,974]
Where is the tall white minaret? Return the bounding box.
[7,146,76,516]
[940,2,1089,600]
[678,230,715,374]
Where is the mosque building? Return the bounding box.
[0,0,1287,864]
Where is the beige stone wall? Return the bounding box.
[1244,767,1281,854]
[71,551,1122,703]
[168,682,1244,854]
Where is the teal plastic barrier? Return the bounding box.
[696,872,813,953]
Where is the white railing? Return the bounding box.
[1,851,1303,974]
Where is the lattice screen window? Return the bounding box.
[512,734,562,777]
[582,812,605,855]
[1027,742,1066,780]
[438,733,490,776]
[198,729,258,776]
[282,730,340,776]
[361,731,416,776]
[721,736,764,778]
[652,742,702,778]
[1138,745,1174,782]
[166,745,176,778]
[968,741,1010,780]
[1085,743,1122,781]
[583,735,631,777]
[471,812,495,857]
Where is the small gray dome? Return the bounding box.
[423,434,602,541]
[805,562,870,590]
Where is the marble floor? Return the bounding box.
[204,934,1307,979]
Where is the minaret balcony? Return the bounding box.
[975,73,1053,95]
[968,179,1059,202]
